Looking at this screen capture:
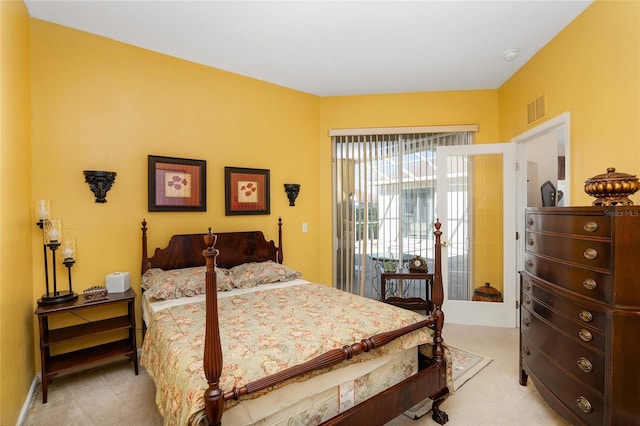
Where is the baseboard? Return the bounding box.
[16,373,40,426]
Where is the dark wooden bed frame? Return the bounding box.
[141,218,449,425]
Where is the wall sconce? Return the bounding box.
[284,184,300,206]
[34,200,78,305]
[83,170,116,203]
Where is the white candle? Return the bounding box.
[35,199,51,221]
[47,220,62,243]
[62,238,76,260]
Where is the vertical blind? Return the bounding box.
[332,128,474,298]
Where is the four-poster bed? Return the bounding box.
[139,218,451,425]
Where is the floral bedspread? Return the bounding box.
[141,282,435,426]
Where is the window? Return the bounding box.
[332,128,474,298]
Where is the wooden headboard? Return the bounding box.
[141,217,283,274]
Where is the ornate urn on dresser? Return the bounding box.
[520,206,640,426]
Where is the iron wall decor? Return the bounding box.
[148,155,206,212]
[284,183,300,206]
[225,167,270,215]
[84,170,116,203]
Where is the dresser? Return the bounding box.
[520,206,640,426]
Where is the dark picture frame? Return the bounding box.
[225,167,270,215]
[148,155,206,212]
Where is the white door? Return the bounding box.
[436,143,517,327]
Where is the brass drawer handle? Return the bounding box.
[523,281,531,291]
[579,310,593,322]
[524,296,531,305]
[579,329,593,342]
[522,317,531,327]
[583,278,597,290]
[522,345,531,356]
[527,238,534,246]
[577,357,593,373]
[526,259,534,268]
[577,396,593,413]
[583,221,599,233]
[583,248,598,260]
[527,217,534,226]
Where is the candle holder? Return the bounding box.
[34,204,78,305]
[62,239,77,297]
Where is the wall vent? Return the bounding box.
[527,94,546,125]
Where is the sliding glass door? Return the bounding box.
[332,130,472,300]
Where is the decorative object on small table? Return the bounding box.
[83,286,109,303]
[584,167,639,206]
[383,260,398,272]
[408,255,428,273]
[106,272,131,293]
[34,200,78,305]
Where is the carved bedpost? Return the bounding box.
[277,217,283,264]
[432,219,445,364]
[202,228,223,426]
[141,219,149,275]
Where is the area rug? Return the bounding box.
[403,345,493,419]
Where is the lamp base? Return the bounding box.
[37,291,78,305]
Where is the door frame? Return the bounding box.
[436,142,517,327]
[513,112,571,304]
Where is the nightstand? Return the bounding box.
[34,288,138,403]
[380,271,433,312]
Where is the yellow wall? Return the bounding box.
[499,0,640,206]
[29,19,321,363]
[0,1,36,424]
[3,0,639,423]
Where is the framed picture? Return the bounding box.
[225,167,270,215]
[148,155,206,212]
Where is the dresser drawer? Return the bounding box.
[524,254,613,304]
[521,275,607,333]
[521,334,604,426]
[525,231,611,270]
[525,212,611,238]
[520,305,605,392]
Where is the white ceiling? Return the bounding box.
[25,0,593,97]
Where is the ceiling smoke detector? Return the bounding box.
[503,49,520,61]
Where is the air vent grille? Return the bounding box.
[527,95,546,125]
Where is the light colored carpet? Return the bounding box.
[403,346,492,420]
[22,324,572,426]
